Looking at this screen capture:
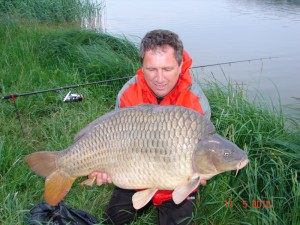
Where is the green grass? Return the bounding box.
[1,2,299,224]
[0,0,104,25]
[192,78,300,224]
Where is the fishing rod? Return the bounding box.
[2,76,132,101]
[190,56,279,69]
[2,56,279,101]
[1,76,132,136]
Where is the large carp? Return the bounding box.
[25,104,248,209]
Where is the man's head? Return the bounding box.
[140,30,184,98]
[140,29,184,65]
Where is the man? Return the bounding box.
[89,29,211,225]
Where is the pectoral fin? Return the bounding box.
[172,176,201,204]
[132,189,158,210]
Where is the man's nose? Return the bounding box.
[156,70,164,82]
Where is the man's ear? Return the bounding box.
[179,60,183,74]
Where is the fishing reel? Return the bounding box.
[63,91,83,102]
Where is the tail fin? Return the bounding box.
[45,170,76,206]
[24,151,58,177]
[24,151,76,206]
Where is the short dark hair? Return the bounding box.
[140,29,184,65]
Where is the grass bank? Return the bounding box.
[1,2,299,224]
[195,79,300,224]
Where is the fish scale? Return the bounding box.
[58,105,201,187]
[25,104,248,209]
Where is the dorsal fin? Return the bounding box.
[74,110,121,142]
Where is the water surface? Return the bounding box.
[100,0,300,105]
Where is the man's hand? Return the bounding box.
[200,180,207,186]
[88,172,112,186]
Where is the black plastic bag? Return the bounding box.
[24,202,99,225]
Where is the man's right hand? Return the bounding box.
[88,172,112,186]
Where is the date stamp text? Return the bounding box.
[225,200,272,209]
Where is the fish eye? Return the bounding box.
[224,152,229,156]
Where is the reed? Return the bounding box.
[0,0,104,25]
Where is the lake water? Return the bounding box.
[96,0,300,106]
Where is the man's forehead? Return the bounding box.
[144,47,176,60]
[147,44,174,53]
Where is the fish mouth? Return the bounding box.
[235,158,249,176]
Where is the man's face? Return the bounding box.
[142,45,182,98]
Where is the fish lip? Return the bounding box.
[235,158,249,176]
